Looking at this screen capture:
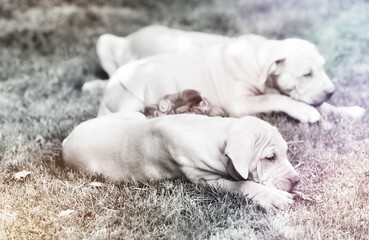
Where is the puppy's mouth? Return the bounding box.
[311,101,325,107]
[274,179,294,192]
[287,87,334,107]
[301,91,335,107]
[289,94,325,107]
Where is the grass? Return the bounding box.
[0,0,368,239]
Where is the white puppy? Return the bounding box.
[98,27,335,123]
[96,25,365,121]
[63,112,300,210]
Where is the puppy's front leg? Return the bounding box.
[206,178,294,210]
[227,94,321,123]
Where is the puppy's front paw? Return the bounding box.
[304,107,321,123]
[254,188,294,211]
[290,105,321,123]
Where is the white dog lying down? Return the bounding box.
[94,25,364,122]
[63,113,300,210]
[98,28,334,123]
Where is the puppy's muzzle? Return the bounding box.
[325,89,335,101]
[312,89,335,107]
[288,175,300,189]
[274,174,300,192]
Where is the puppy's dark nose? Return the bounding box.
[326,90,334,100]
[289,175,300,189]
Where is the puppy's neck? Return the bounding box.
[264,75,282,94]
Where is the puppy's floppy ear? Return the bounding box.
[224,131,255,180]
[258,44,287,83]
[269,59,285,76]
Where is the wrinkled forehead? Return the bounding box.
[243,117,288,152]
[285,49,326,70]
[272,129,288,152]
[285,39,325,63]
[301,48,326,66]
[262,126,288,153]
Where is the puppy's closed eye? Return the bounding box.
[303,70,313,77]
[265,153,276,161]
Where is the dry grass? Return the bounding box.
[0,0,368,239]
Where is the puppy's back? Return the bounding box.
[62,113,146,180]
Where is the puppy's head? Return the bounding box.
[225,117,300,192]
[269,39,335,106]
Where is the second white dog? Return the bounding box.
[63,113,300,210]
[98,26,335,123]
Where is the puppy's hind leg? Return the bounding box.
[82,79,108,94]
[98,77,145,117]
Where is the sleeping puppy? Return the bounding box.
[98,31,334,123]
[95,25,364,122]
[63,113,300,210]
